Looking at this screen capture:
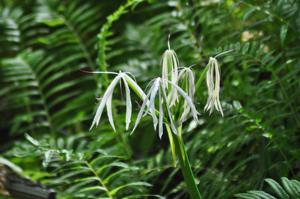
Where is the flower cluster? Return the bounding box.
[90,42,224,138]
[131,77,199,138]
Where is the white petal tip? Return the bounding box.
[89,123,95,131]
[130,129,136,135]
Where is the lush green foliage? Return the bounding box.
[0,0,299,198]
[236,177,300,199]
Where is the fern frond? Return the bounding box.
[97,0,145,70]
[236,177,300,199]
[0,0,109,134]
[20,133,157,199]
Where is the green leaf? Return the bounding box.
[265,178,289,199]
[280,25,288,46]
[42,18,65,27]
[110,182,152,195]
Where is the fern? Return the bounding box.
[0,0,106,135]
[0,49,94,134]
[100,1,300,198]
[236,177,300,199]
[1,0,300,198]
[97,0,144,69]
[12,132,162,199]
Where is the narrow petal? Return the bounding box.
[106,94,116,131]
[161,84,177,135]
[90,75,121,130]
[171,51,179,84]
[217,95,224,116]
[149,78,160,129]
[168,80,199,122]
[122,77,132,130]
[161,51,169,89]
[149,79,160,111]
[204,57,224,116]
[180,101,190,122]
[158,86,164,139]
[131,92,150,134]
[178,67,195,101]
[188,69,195,99]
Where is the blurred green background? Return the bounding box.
[0,0,299,198]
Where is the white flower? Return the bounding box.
[131,77,199,139]
[161,49,179,88]
[178,67,196,122]
[131,78,163,138]
[204,57,224,116]
[161,43,179,105]
[90,72,146,131]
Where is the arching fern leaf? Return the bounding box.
[236,177,300,199]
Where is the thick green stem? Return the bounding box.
[166,125,202,199]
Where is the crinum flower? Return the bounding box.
[90,71,146,131]
[161,48,179,88]
[161,40,179,105]
[204,57,224,116]
[131,77,199,139]
[178,67,196,122]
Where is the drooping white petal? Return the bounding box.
[216,94,224,116]
[177,68,194,122]
[171,52,179,84]
[204,59,213,113]
[161,49,179,93]
[122,77,132,130]
[106,94,116,131]
[131,91,150,134]
[188,69,195,99]
[90,74,122,130]
[204,57,224,116]
[169,51,179,106]
[162,52,169,89]
[158,86,164,139]
[149,79,160,110]
[180,101,191,122]
[168,80,199,122]
[178,67,195,101]
[161,84,178,135]
[149,78,160,129]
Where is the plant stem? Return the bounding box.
[166,125,202,199]
[85,162,114,199]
